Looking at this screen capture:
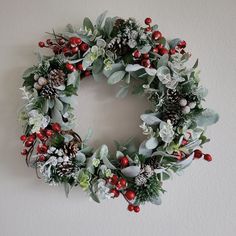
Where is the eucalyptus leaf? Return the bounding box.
[55,98,64,111]
[169,38,181,48]
[103,63,124,77]
[157,54,169,68]
[125,64,143,72]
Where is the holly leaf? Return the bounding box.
[51,133,65,148]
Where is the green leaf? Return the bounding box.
[51,133,65,148]
[121,166,140,177]
[103,63,124,77]
[116,86,129,98]
[22,67,36,78]
[103,17,113,37]
[195,109,219,127]
[107,71,126,85]
[83,17,94,31]
[95,11,108,30]
[92,57,104,74]
[55,98,64,111]
[64,84,78,96]
[169,38,181,48]
[157,54,169,68]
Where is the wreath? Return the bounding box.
[19,12,219,213]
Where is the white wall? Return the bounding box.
[0,0,235,235]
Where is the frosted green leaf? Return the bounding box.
[121,166,140,177]
[195,109,219,127]
[107,71,126,84]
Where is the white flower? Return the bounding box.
[93,179,112,201]
[159,120,175,143]
[28,110,50,133]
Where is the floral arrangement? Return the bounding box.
[19,12,219,213]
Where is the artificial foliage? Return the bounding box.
[18,12,219,213]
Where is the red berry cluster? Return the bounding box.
[20,123,61,162]
[109,175,127,198]
[194,149,213,162]
[38,36,91,78]
[141,17,187,60]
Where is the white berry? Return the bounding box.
[34,82,42,90]
[179,98,187,107]
[189,102,196,109]
[34,74,39,81]
[182,106,191,114]
[38,77,48,86]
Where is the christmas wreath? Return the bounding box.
[19,12,219,213]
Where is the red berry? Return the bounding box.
[143,53,149,59]
[181,139,188,146]
[71,47,79,54]
[125,190,136,200]
[77,63,84,71]
[145,26,152,32]
[141,59,151,68]
[84,70,91,77]
[58,38,65,45]
[109,175,119,185]
[38,155,46,162]
[38,41,45,48]
[52,123,61,132]
[110,189,120,198]
[66,63,75,72]
[158,44,164,49]
[36,132,44,141]
[127,204,134,211]
[116,182,122,190]
[119,178,127,188]
[133,50,141,58]
[204,154,212,162]
[144,17,152,25]
[20,135,27,142]
[25,141,33,147]
[159,48,169,55]
[21,149,28,156]
[69,37,82,45]
[79,43,89,52]
[45,129,53,137]
[119,156,129,167]
[134,205,140,213]
[153,47,159,53]
[169,48,176,55]
[194,149,203,159]
[37,144,48,154]
[46,39,52,45]
[152,31,162,40]
[178,40,187,48]
[62,47,70,54]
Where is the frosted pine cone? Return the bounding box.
[48,69,65,87]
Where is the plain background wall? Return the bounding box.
[0,0,235,235]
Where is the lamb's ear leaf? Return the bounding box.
[107,71,126,85]
[121,166,140,177]
[95,11,108,29]
[83,17,94,31]
[195,109,219,127]
[103,17,113,36]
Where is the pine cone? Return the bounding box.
[63,141,79,158]
[56,160,75,177]
[135,174,147,186]
[40,84,57,98]
[146,156,160,170]
[48,69,65,87]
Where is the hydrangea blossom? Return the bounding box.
[28,110,50,133]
